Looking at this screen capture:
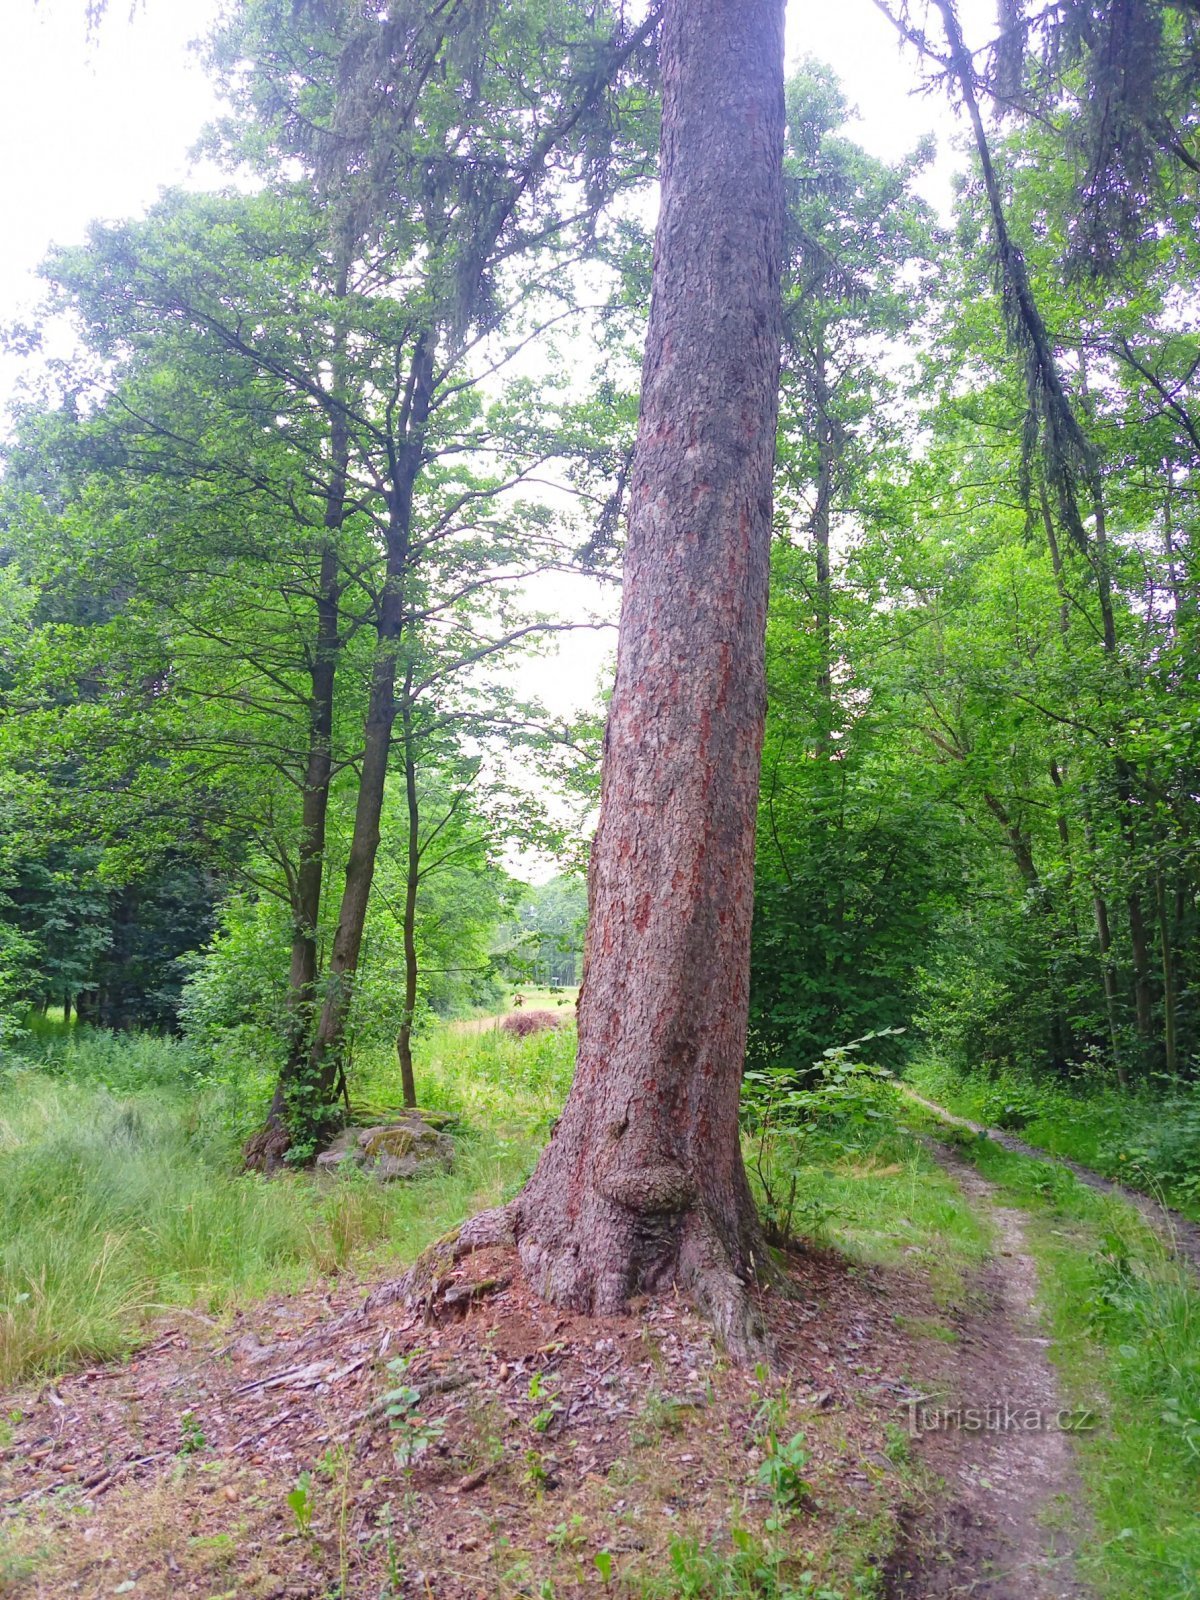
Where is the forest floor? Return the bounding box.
[0,1187,1092,1600]
[0,1132,1122,1600]
[3,1032,1198,1599]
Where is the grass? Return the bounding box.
[906,1055,1200,1219]
[747,1105,993,1304]
[0,1019,576,1388]
[8,1014,1196,1598]
[899,1101,1200,1600]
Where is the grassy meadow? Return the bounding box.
[0,1017,576,1389]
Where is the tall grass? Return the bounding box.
[0,1020,575,1388]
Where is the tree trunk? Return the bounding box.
[1126,882,1155,1049]
[396,687,420,1109]
[1038,478,1071,636]
[1155,871,1179,1077]
[485,0,785,1362]
[1083,813,1127,1088]
[247,391,349,1168]
[304,337,435,1110]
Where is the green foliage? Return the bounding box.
[177,1410,207,1457]
[1098,1087,1200,1208]
[742,1036,900,1246]
[495,874,587,989]
[286,1472,315,1539]
[382,1353,446,1469]
[909,1057,1200,1218]
[751,1387,812,1524]
[634,1527,848,1599]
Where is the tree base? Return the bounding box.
[399,1195,774,1367]
[243,1119,291,1174]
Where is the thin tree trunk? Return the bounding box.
[1084,814,1127,1088]
[475,0,786,1362]
[985,789,1072,1066]
[248,369,350,1167]
[1078,365,1154,1051]
[1038,478,1071,636]
[1155,871,1179,1077]
[396,685,420,1109]
[1126,881,1155,1047]
[305,337,435,1109]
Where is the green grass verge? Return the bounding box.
[900,1106,1200,1600]
[906,1055,1200,1221]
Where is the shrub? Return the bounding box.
[500,1010,561,1038]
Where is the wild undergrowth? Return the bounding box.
[0,1019,573,1388]
[908,1055,1200,1219]
[743,1046,991,1297]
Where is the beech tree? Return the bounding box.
[430,0,787,1360]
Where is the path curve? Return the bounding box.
[900,1086,1200,1277]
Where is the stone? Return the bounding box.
[316,1114,454,1182]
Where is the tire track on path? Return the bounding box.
[886,1138,1092,1599]
[900,1086,1200,1278]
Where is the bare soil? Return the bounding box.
[884,1141,1091,1599]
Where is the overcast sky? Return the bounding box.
[0,0,996,341]
[0,0,994,722]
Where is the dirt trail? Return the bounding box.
[901,1086,1200,1277]
[887,1139,1091,1599]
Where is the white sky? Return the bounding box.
[0,0,995,720]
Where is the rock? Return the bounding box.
[315,1147,357,1170]
[316,1129,361,1170]
[316,1114,454,1182]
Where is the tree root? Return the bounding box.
[391,1197,777,1366]
[396,1204,517,1321]
[243,1120,291,1174]
[678,1212,775,1368]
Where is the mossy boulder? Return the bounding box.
[316,1113,454,1181]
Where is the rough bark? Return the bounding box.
[452,0,786,1363]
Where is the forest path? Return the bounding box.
[886,1138,1092,1599]
[900,1086,1200,1277]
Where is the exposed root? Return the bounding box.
[303,1140,779,1370]
[679,1213,775,1368]
[391,1194,777,1367]
[243,1120,291,1174]
[397,1203,517,1321]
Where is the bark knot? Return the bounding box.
[599,1162,695,1215]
